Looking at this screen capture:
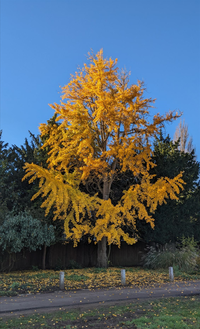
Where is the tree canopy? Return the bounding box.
[23,50,185,267]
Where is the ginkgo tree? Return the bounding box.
[23,50,185,267]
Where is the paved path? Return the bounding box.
[0,281,200,317]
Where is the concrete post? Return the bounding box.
[59,271,65,290]
[169,267,174,282]
[121,269,126,285]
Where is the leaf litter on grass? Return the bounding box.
[0,267,200,297]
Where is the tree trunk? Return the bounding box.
[97,237,108,268]
[42,244,47,270]
[108,243,112,264]
[97,177,110,268]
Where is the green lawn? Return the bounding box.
[0,295,200,328]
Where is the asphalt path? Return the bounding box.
[0,280,200,318]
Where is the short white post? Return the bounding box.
[169,267,174,282]
[59,271,65,290]
[121,269,126,285]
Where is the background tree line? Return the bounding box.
[0,119,199,271]
[0,115,64,270]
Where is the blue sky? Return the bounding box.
[1,0,200,160]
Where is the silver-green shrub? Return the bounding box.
[142,237,199,273]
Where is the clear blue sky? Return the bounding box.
[1,0,200,160]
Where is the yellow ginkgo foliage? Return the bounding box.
[23,50,184,267]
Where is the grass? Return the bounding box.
[1,267,200,297]
[0,295,200,328]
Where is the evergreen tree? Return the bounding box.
[0,131,9,223]
[0,211,55,271]
[0,125,63,269]
[137,132,200,245]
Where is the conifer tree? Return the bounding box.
[0,131,9,223]
[0,127,62,269]
[137,132,200,244]
[23,50,185,267]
